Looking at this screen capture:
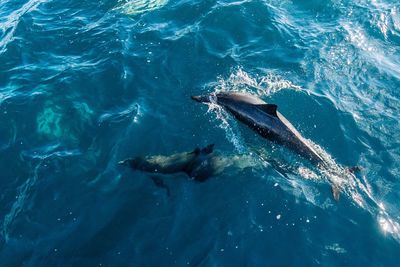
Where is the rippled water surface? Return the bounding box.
[1,0,400,266]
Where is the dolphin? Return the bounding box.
[119,144,221,182]
[191,92,344,200]
[191,92,326,166]
[119,144,290,193]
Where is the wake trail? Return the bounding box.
[300,135,400,242]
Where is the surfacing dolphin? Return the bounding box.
[192,92,326,165]
[191,92,343,200]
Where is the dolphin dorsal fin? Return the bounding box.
[257,104,278,117]
[201,144,214,154]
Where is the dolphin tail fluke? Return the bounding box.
[330,166,361,201]
[331,185,340,201]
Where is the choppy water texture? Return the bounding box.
[1,0,400,266]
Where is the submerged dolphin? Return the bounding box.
[119,144,288,192]
[120,144,266,181]
[119,144,220,182]
[191,92,344,200]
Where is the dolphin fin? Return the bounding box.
[201,144,214,154]
[331,185,340,201]
[150,176,170,196]
[190,144,214,155]
[257,104,278,117]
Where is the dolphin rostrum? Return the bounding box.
[191,92,344,200]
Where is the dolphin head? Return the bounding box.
[118,157,143,169]
[191,95,211,103]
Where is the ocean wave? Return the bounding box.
[342,22,400,79]
[99,102,142,124]
[0,0,45,54]
[114,0,168,15]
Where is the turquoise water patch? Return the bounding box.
[36,101,93,142]
[36,103,64,139]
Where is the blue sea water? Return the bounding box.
[1,0,400,265]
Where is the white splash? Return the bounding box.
[212,68,302,97]
[377,202,400,239]
[298,166,319,181]
[205,99,246,153]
